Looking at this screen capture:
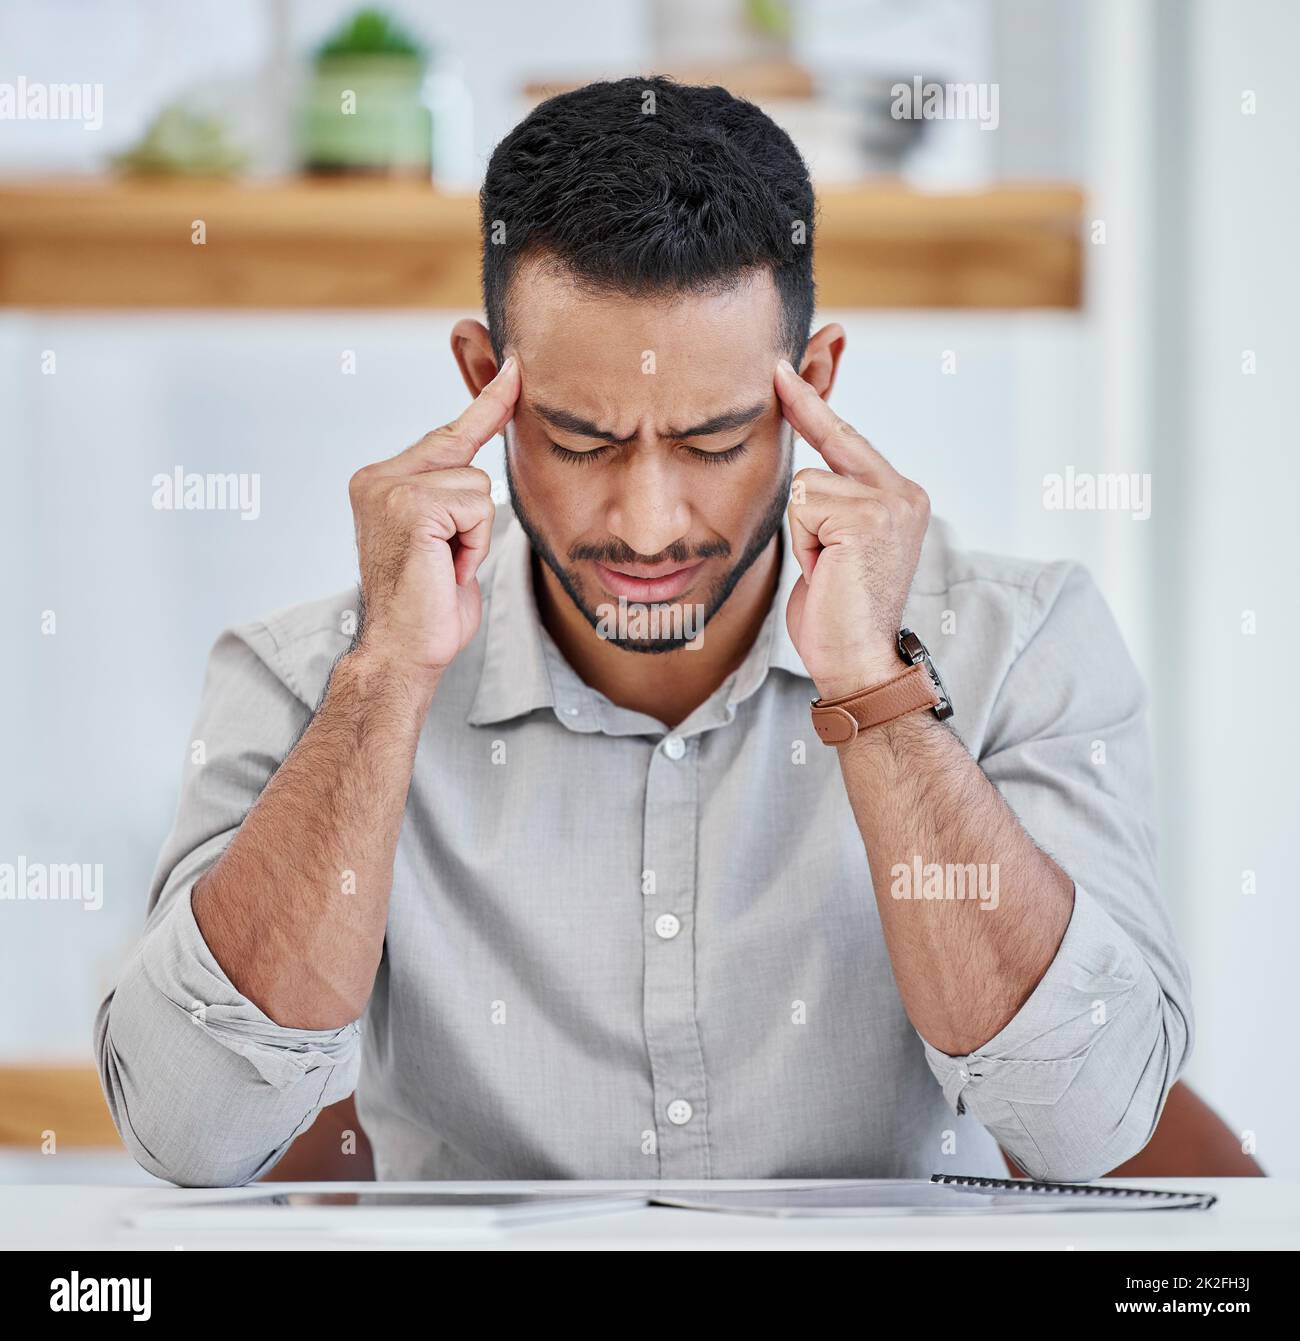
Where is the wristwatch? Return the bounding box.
[810,628,954,745]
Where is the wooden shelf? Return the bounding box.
[0,1065,120,1149]
[0,177,1083,310]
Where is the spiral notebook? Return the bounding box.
[649,1175,1218,1217]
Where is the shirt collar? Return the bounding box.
[468,512,812,729]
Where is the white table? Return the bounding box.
[1,1174,1293,1250]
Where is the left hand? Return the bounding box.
[774,358,931,700]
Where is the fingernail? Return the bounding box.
[496,356,515,378]
[776,358,795,375]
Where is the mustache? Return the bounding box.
[569,538,731,566]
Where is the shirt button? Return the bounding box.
[959,1068,971,1081]
[654,913,681,940]
[666,1099,694,1125]
[663,735,686,760]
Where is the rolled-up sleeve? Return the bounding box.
[94,628,361,1187]
[921,563,1194,1181]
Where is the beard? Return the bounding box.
[504,437,793,655]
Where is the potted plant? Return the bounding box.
[301,8,432,177]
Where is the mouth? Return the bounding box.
[593,559,705,603]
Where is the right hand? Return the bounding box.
[348,357,520,680]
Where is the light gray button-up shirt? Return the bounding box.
[95,508,1193,1186]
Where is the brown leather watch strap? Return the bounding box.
[810,663,940,745]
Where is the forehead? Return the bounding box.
[505,258,782,435]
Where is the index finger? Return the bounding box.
[399,355,521,472]
[774,358,901,487]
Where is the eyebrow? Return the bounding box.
[530,399,768,444]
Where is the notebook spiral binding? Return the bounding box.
[931,1173,1217,1208]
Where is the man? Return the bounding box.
[95,77,1191,1186]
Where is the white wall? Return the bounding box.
[1168,0,1300,1175]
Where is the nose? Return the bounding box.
[605,452,693,560]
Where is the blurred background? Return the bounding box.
[1,0,1296,1181]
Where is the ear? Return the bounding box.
[798,323,846,401]
[450,318,500,398]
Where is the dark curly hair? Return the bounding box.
[480,75,816,362]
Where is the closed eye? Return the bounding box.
[546,441,750,466]
[546,441,611,465]
[687,441,750,465]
